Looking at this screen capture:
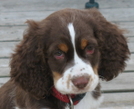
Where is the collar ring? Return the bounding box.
[68,95,74,109]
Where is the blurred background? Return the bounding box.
[0,0,134,108]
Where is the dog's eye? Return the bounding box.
[85,45,95,54]
[54,50,65,59]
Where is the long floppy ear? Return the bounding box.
[10,20,53,99]
[88,9,130,81]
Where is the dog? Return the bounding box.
[0,8,130,109]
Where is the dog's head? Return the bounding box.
[10,8,130,99]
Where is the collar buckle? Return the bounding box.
[68,95,74,109]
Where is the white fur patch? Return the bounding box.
[54,23,99,94]
[74,92,103,109]
[65,92,103,109]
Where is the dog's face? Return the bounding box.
[47,22,100,94]
[10,8,129,99]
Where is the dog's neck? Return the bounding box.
[51,87,86,105]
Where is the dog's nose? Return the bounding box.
[71,74,90,89]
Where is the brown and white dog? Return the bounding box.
[0,8,129,109]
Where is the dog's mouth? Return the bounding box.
[54,73,99,95]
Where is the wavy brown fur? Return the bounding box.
[88,9,130,80]
[10,20,53,99]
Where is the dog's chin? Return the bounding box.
[57,88,94,95]
[55,84,98,95]
[69,89,92,95]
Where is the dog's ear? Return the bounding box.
[88,9,130,81]
[10,20,53,99]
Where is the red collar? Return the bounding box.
[51,87,86,105]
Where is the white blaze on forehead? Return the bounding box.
[68,23,81,63]
[68,23,75,49]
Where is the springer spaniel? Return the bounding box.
[0,8,129,109]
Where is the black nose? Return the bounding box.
[71,74,90,89]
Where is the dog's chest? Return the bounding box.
[65,92,103,109]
